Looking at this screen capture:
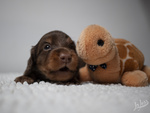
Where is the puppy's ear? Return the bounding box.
[67,37,76,51]
[28,46,37,67]
[15,45,38,84]
[24,45,37,76]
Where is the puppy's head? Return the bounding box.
[29,31,78,82]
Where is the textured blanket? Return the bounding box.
[0,73,150,113]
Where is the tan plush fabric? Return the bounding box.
[77,25,150,86]
[115,39,144,75]
[77,25,116,65]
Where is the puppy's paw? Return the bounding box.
[15,76,34,84]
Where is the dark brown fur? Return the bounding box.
[15,31,84,84]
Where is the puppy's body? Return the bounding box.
[15,31,82,84]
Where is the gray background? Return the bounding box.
[0,0,150,73]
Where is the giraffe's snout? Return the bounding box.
[77,25,117,65]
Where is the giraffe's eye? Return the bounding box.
[97,39,104,46]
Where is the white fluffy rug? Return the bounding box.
[0,73,150,113]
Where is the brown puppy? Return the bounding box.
[15,31,82,84]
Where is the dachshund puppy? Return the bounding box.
[15,31,83,84]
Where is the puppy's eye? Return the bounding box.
[44,44,51,50]
[97,39,104,46]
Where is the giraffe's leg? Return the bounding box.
[121,70,148,87]
[79,65,92,82]
[142,65,150,83]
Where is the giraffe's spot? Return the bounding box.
[134,60,139,70]
[124,59,139,72]
[115,39,130,44]
[127,45,135,58]
[120,60,123,74]
[127,45,144,69]
[116,45,127,59]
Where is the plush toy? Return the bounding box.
[76,24,150,87]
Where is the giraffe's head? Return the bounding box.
[76,25,117,65]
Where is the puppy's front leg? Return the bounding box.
[15,75,34,84]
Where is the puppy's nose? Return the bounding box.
[60,53,72,63]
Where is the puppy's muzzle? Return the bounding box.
[60,53,72,64]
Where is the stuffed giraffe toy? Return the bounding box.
[77,24,150,87]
